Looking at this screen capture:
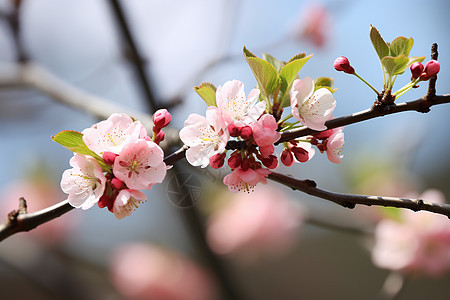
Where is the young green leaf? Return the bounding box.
[243,47,281,100]
[314,77,334,88]
[389,36,414,57]
[278,54,313,108]
[370,25,389,60]
[193,82,217,107]
[52,130,100,158]
[381,55,410,76]
[262,52,285,73]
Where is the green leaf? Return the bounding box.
[380,207,402,222]
[370,25,389,60]
[262,52,285,73]
[278,53,313,108]
[193,82,217,107]
[389,36,414,57]
[381,55,409,76]
[314,77,334,88]
[243,47,281,100]
[406,56,426,69]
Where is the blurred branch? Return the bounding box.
[268,172,450,218]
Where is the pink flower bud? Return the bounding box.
[261,155,278,169]
[228,153,242,169]
[103,151,118,165]
[410,62,424,79]
[424,60,440,77]
[291,147,309,163]
[333,56,355,74]
[281,149,294,167]
[228,124,240,137]
[209,153,225,169]
[111,177,124,189]
[152,109,172,129]
[154,130,165,144]
[259,144,275,158]
[240,126,253,140]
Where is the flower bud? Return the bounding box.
[291,146,309,163]
[281,149,294,167]
[111,177,124,189]
[228,124,240,137]
[333,56,355,74]
[154,131,165,144]
[103,151,118,165]
[259,144,275,158]
[152,109,172,129]
[424,60,440,78]
[241,158,250,171]
[228,152,242,169]
[261,155,278,169]
[240,126,253,140]
[410,62,424,79]
[209,153,225,169]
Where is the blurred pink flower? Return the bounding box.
[216,79,265,126]
[293,3,331,48]
[207,185,304,260]
[2,177,79,244]
[111,243,216,300]
[371,189,450,277]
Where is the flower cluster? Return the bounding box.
[181,75,341,193]
[59,111,171,219]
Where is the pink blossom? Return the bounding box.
[252,114,281,147]
[152,108,172,129]
[113,139,166,190]
[372,190,450,277]
[290,76,336,131]
[259,144,275,158]
[223,167,271,193]
[61,154,107,210]
[179,107,229,168]
[326,130,344,164]
[113,189,147,220]
[111,243,216,300]
[207,185,304,260]
[216,80,265,126]
[82,113,147,156]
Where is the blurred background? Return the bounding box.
[0,0,449,299]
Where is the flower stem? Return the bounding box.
[353,72,380,95]
[393,79,420,99]
[278,113,293,125]
[280,121,301,131]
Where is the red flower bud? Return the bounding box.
[291,146,309,163]
[240,126,253,140]
[154,131,165,144]
[424,60,440,78]
[103,151,118,165]
[228,124,240,137]
[228,152,242,169]
[261,155,278,169]
[281,149,294,167]
[152,109,172,129]
[333,56,355,74]
[209,153,225,169]
[111,177,124,189]
[241,158,250,171]
[410,62,424,79]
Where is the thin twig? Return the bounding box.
[268,172,450,218]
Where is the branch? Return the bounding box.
[268,172,450,218]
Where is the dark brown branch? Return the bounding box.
[426,43,438,99]
[268,172,450,218]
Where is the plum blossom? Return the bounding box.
[290,76,336,131]
[252,114,281,147]
[216,80,266,125]
[207,185,305,260]
[180,107,229,168]
[113,139,166,190]
[326,130,344,164]
[371,190,450,277]
[111,243,216,300]
[223,167,271,193]
[82,113,147,155]
[113,189,147,220]
[61,154,107,209]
